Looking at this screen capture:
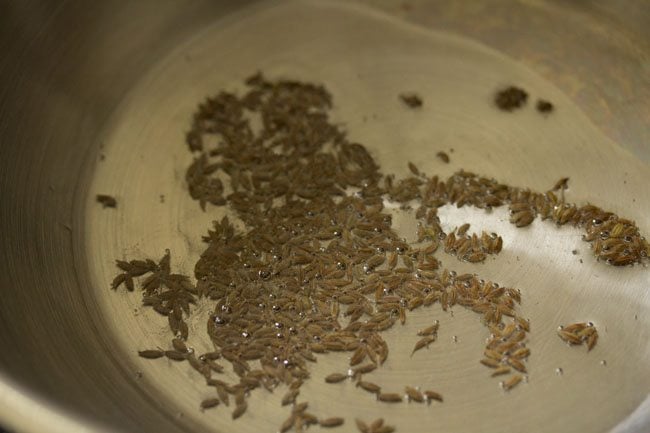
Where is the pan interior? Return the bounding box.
[84,1,650,432]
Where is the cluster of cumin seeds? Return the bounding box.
[557,322,599,351]
[111,73,648,431]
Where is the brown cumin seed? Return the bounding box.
[408,162,420,176]
[378,392,402,403]
[480,358,501,369]
[563,322,587,333]
[96,194,117,208]
[491,366,511,377]
[370,418,384,430]
[215,385,229,406]
[320,417,345,428]
[558,330,582,345]
[514,315,528,330]
[411,336,435,355]
[405,386,424,402]
[511,347,530,359]
[164,350,187,361]
[507,358,527,373]
[587,332,598,351]
[200,398,220,410]
[552,177,569,191]
[171,338,187,352]
[325,373,348,384]
[280,415,296,433]
[302,412,318,425]
[357,380,381,394]
[484,349,502,361]
[350,346,367,366]
[138,350,164,359]
[436,151,450,163]
[417,323,439,336]
[231,402,247,419]
[400,94,423,109]
[281,389,299,406]
[293,402,309,413]
[457,223,470,237]
[501,374,523,391]
[424,390,443,402]
[353,363,377,377]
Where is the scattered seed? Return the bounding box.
[281,389,299,406]
[200,398,220,410]
[507,358,527,373]
[411,336,435,355]
[501,374,523,391]
[138,350,164,359]
[491,366,511,377]
[279,414,296,433]
[552,177,569,191]
[232,403,247,419]
[353,363,377,377]
[164,350,187,361]
[400,93,423,109]
[423,390,443,402]
[495,86,528,111]
[417,323,439,337]
[480,358,501,369]
[408,162,420,176]
[536,99,554,113]
[96,194,117,208]
[320,417,345,428]
[378,392,402,403]
[370,418,384,430]
[357,380,381,394]
[325,373,348,384]
[405,386,424,402]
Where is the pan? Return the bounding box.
[0,1,648,432]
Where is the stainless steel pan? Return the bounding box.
[1,1,648,432]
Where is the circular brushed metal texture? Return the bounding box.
[0,1,648,433]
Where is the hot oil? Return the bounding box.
[85,1,650,433]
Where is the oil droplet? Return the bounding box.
[600,360,607,366]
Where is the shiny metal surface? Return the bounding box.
[0,1,648,433]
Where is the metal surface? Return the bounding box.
[0,1,648,433]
